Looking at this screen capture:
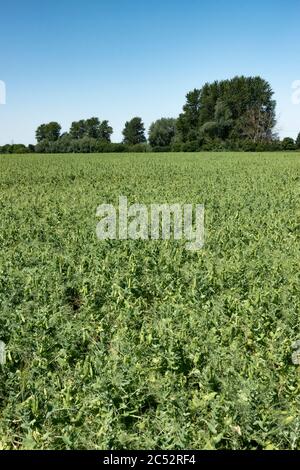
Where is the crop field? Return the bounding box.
[0,151,300,450]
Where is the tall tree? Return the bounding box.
[99,120,113,142]
[296,132,300,149]
[281,137,295,150]
[149,118,177,148]
[36,122,61,142]
[85,117,101,138]
[122,117,146,145]
[200,99,233,139]
[177,89,201,142]
[177,76,276,144]
[69,118,113,141]
[70,120,87,139]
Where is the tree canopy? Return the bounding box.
[36,122,61,143]
[122,117,146,145]
[5,76,298,154]
[177,76,276,145]
[148,118,177,149]
[281,137,295,150]
[70,118,113,142]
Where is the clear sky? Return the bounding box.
[0,0,299,145]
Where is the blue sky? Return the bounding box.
[0,0,299,144]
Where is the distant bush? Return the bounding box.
[281,137,295,151]
[0,144,30,154]
[181,140,201,152]
[126,143,149,153]
[148,118,177,149]
[151,146,171,152]
[1,136,298,155]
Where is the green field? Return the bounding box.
[0,151,300,450]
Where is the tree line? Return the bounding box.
[1,76,300,154]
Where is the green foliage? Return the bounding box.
[123,117,146,145]
[281,137,295,151]
[98,120,113,142]
[69,118,113,142]
[33,140,149,154]
[177,76,276,146]
[36,122,61,143]
[7,76,294,154]
[0,144,30,154]
[0,151,300,450]
[149,118,177,149]
[9,144,27,154]
[177,89,202,142]
[85,118,103,139]
[69,120,87,139]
